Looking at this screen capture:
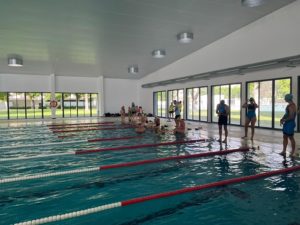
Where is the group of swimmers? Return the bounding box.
[120,102,144,124]
[216,93,297,157]
[120,94,297,157]
[120,100,186,135]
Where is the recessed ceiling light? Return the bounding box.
[241,0,265,7]
[128,65,138,74]
[152,49,166,58]
[177,32,193,43]
[8,55,23,67]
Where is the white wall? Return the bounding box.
[140,1,300,85]
[104,78,138,113]
[139,0,300,116]
[55,76,99,93]
[0,74,50,92]
[0,74,100,93]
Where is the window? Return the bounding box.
[230,84,241,125]
[212,84,241,125]
[0,92,8,120]
[153,91,166,117]
[63,93,75,117]
[0,92,98,120]
[78,94,87,117]
[168,89,184,116]
[200,88,208,121]
[26,93,42,119]
[90,93,98,116]
[43,93,52,118]
[247,78,291,128]
[8,92,26,119]
[186,87,208,121]
[274,79,291,129]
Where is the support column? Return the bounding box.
[207,86,212,122]
[241,81,246,126]
[98,76,105,116]
[49,74,57,119]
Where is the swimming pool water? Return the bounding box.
[0,119,300,225]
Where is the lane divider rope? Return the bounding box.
[0,139,203,162]
[14,165,300,225]
[49,124,118,130]
[0,152,74,162]
[0,148,249,184]
[75,139,206,155]
[47,122,114,127]
[0,140,86,150]
[52,126,135,133]
[87,136,143,142]
[0,136,142,150]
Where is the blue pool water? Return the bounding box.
[0,119,300,225]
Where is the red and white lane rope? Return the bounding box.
[87,136,142,142]
[75,139,206,154]
[0,139,203,162]
[14,165,300,225]
[52,126,135,133]
[47,121,114,127]
[0,140,86,150]
[0,148,249,184]
[0,136,143,150]
[0,152,74,162]
[49,124,118,130]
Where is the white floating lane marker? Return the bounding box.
[0,148,249,183]
[14,202,122,225]
[14,166,300,225]
[0,152,74,162]
[0,167,99,184]
[0,140,86,150]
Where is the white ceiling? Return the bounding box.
[0,0,295,79]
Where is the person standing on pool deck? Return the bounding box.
[242,97,258,140]
[174,100,181,127]
[120,106,126,124]
[50,98,58,119]
[168,101,175,121]
[216,100,229,143]
[280,94,297,157]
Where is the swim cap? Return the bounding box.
[284,94,293,101]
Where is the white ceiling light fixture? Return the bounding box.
[241,0,265,7]
[128,65,139,74]
[152,49,166,58]
[177,32,194,43]
[8,55,23,67]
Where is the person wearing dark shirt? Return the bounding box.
[216,100,229,143]
[280,94,297,157]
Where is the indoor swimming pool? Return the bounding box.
[1,119,300,225]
